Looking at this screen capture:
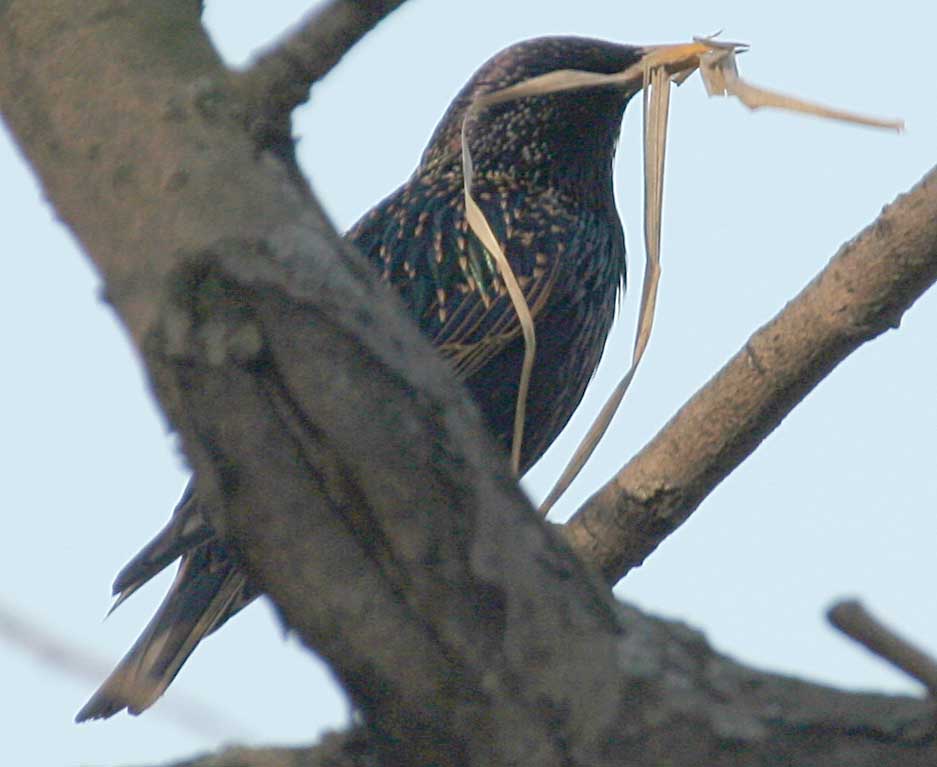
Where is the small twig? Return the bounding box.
[238,0,409,141]
[0,600,252,737]
[828,599,937,695]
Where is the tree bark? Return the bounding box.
[0,3,626,766]
[163,606,937,767]
[2,3,936,766]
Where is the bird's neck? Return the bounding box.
[463,91,627,210]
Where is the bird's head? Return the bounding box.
[418,36,647,201]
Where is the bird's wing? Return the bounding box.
[347,175,575,381]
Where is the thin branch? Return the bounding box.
[0,600,250,738]
[829,599,937,695]
[563,166,937,584]
[237,0,409,145]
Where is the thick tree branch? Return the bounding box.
[167,605,937,767]
[564,167,937,583]
[0,3,626,766]
[5,3,937,766]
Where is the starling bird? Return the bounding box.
[77,35,644,721]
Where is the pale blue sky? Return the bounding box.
[2,2,935,765]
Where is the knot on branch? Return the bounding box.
[155,242,276,367]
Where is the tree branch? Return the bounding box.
[563,167,937,583]
[166,605,937,767]
[5,3,937,766]
[0,3,626,765]
[829,599,937,695]
[237,0,409,155]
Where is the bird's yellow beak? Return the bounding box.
[638,40,731,80]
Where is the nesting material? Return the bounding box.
[459,37,902,501]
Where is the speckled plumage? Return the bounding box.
[351,36,641,470]
[77,36,645,722]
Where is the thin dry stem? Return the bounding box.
[699,47,904,131]
[462,110,536,474]
[539,64,671,515]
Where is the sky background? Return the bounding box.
[2,1,935,765]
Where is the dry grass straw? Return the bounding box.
[462,110,536,474]
[460,37,902,503]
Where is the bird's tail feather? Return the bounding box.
[76,543,254,721]
[76,484,257,722]
[108,483,212,612]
